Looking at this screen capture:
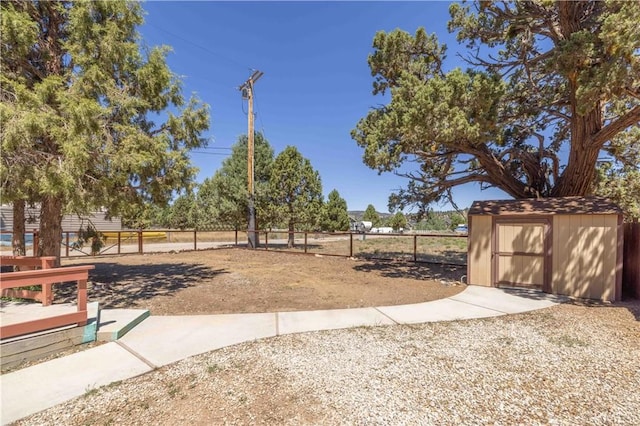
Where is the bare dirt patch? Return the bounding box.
[60,248,465,315]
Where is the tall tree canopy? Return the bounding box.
[198,132,274,230]
[389,211,407,231]
[362,204,381,227]
[320,189,350,232]
[163,192,201,230]
[268,146,323,248]
[352,0,639,214]
[0,1,209,259]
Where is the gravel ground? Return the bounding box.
[15,300,640,426]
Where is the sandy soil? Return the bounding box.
[60,248,466,315]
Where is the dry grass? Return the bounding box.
[259,234,468,264]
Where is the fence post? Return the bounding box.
[117,232,121,254]
[623,222,640,299]
[235,228,238,246]
[65,232,70,257]
[138,230,143,254]
[194,229,197,251]
[265,231,269,250]
[413,235,417,262]
[350,233,353,258]
[33,229,39,257]
[304,232,308,254]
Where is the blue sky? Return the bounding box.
[139,1,509,212]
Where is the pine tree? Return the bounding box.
[363,204,381,227]
[198,132,274,230]
[268,146,323,248]
[321,189,350,232]
[389,212,407,231]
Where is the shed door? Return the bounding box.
[494,221,549,290]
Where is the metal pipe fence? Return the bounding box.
[0,229,468,266]
[256,230,468,266]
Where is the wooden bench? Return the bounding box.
[0,256,57,305]
[0,265,95,339]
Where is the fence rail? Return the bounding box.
[0,229,468,266]
[256,230,468,266]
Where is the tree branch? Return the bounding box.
[398,170,492,189]
[591,105,640,148]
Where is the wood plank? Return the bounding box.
[1,256,57,305]
[0,265,94,289]
[602,215,617,301]
[1,327,85,372]
[591,215,603,299]
[469,216,491,286]
[552,216,564,295]
[0,311,88,340]
[0,256,57,269]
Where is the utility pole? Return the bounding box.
[239,70,263,249]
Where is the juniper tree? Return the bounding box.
[1,1,209,260]
[352,0,639,214]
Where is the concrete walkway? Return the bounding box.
[0,286,565,425]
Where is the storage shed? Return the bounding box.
[467,196,623,302]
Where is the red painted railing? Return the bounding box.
[0,265,94,339]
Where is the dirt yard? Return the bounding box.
[60,248,466,315]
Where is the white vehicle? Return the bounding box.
[357,221,372,233]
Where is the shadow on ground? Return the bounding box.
[353,250,467,265]
[623,301,640,321]
[581,299,640,322]
[500,287,570,303]
[54,262,226,309]
[353,259,466,282]
[254,243,323,251]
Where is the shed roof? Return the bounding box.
[468,196,622,216]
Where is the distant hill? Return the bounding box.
[348,211,392,221]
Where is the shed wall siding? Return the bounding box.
[552,214,617,301]
[469,215,492,286]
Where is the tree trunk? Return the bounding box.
[12,200,26,256]
[39,195,63,266]
[288,221,295,248]
[551,86,602,197]
[551,1,603,197]
[551,128,601,196]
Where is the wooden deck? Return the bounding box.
[0,300,101,372]
[0,263,94,340]
[1,255,57,304]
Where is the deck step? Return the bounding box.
[1,302,101,372]
[97,309,150,342]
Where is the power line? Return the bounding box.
[190,151,230,156]
[198,147,233,151]
[146,22,248,69]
